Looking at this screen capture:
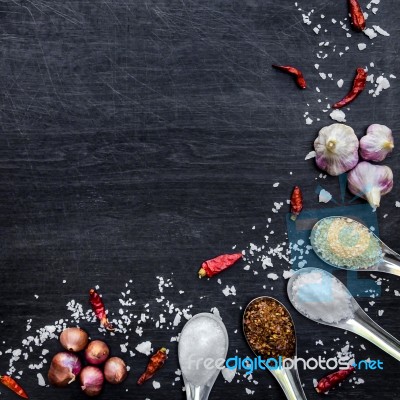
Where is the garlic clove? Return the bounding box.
[359,124,394,162]
[314,123,359,176]
[347,161,394,210]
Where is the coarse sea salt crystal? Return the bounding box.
[373,25,390,36]
[337,79,344,88]
[267,273,279,280]
[153,380,161,389]
[363,28,377,39]
[305,117,313,125]
[358,43,367,51]
[319,189,332,203]
[37,373,46,386]
[330,109,346,122]
[135,341,152,356]
[222,367,236,382]
[273,182,279,187]
[396,201,400,208]
[305,151,316,160]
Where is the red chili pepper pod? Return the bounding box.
[89,289,115,332]
[290,186,303,221]
[348,0,366,31]
[272,65,307,89]
[332,68,367,109]
[198,253,243,278]
[0,375,29,399]
[137,348,168,385]
[315,366,355,394]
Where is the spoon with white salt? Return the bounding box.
[243,297,308,400]
[310,216,400,276]
[288,267,400,361]
[178,313,229,400]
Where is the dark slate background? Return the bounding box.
[0,1,399,399]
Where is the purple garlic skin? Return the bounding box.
[348,161,393,210]
[360,124,394,162]
[314,123,359,176]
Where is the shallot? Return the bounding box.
[104,357,128,384]
[80,366,104,397]
[48,352,82,387]
[59,327,89,352]
[85,340,110,365]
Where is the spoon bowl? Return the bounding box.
[243,296,307,400]
[178,313,229,400]
[288,267,400,361]
[310,216,400,276]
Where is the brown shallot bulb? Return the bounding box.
[60,327,89,352]
[85,340,110,365]
[104,357,128,384]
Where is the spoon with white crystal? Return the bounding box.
[243,296,308,400]
[178,313,229,400]
[310,216,400,276]
[288,267,400,361]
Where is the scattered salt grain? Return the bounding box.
[222,367,236,382]
[358,43,367,51]
[135,341,152,356]
[372,25,390,36]
[337,79,344,88]
[305,151,316,160]
[267,273,279,281]
[37,373,46,386]
[378,310,384,316]
[330,109,346,122]
[153,380,161,389]
[319,189,332,203]
[272,182,279,187]
[306,117,313,125]
[395,201,400,208]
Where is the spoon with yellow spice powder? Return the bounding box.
[243,297,307,400]
[311,216,400,275]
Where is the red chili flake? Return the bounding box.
[290,186,303,221]
[0,375,29,399]
[137,348,168,385]
[332,68,367,109]
[315,366,355,394]
[272,65,307,89]
[89,288,115,332]
[198,253,243,278]
[348,0,366,31]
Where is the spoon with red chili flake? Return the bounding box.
[243,297,307,400]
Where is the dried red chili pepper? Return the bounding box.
[198,253,243,278]
[290,186,303,221]
[89,288,115,332]
[315,366,355,393]
[0,375,29,399]
[137,348,168,385]
[272,65,307,89]
[348,0,366,31]
[332,68,367,109]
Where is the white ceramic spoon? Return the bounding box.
[243,297,308,400]
[311,216,400,276]
[178,313,229,400]
[288,267,400,361]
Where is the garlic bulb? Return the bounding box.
[314,123,359,176]
[348,161,393,210]
[360,124,394,162]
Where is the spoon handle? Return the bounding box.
[378,253,400,276]
[185,383,211,400]
[345,310,400,361]
[271,366,308,400]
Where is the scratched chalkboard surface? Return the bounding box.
[1,1,399,399]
